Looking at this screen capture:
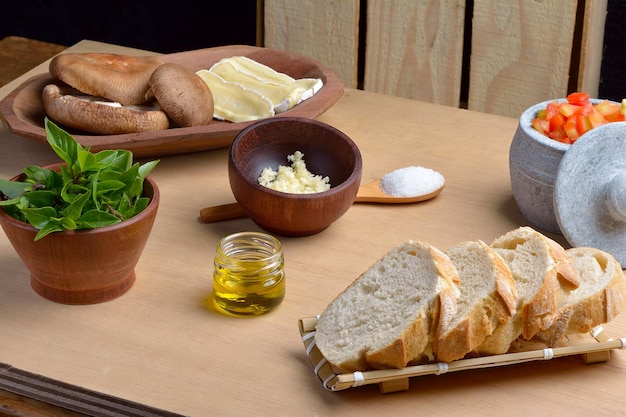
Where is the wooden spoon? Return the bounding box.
[199,178,444,223]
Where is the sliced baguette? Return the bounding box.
[532,247,626,346]
[314,241,459,372]
[564,247,626,334]
[436,240,517,362]
[476,227,579,354]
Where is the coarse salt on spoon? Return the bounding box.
[199,166,444,223]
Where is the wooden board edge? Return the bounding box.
[0,363,185,417]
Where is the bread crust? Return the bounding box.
[500,228,578,340]
[522,269,560,339]
[436,241,517,362]
[49,53,163,105]
[366,316,429,369]
[369,245,459,368]
[315,241,459,372]
[476,227,578,354]
[565,247,626,334]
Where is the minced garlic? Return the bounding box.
[258,151,330,194]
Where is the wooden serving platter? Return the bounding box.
[0,45,344,158]
[299,316,626,393]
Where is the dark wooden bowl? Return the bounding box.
[228,117,362,237]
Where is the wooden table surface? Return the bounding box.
[0,40,624,417]
[0,36,66,87]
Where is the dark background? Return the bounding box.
[598,0,626,101]
[0,1,258,53]
[0,0,623,101]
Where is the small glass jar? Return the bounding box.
[213,232,285,315]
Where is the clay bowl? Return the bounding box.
[228,117,362,237]
[0,164,159,304]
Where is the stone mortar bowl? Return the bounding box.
[509,98,614,234]
[509,99,569,234]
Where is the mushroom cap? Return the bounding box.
[147,63,214,127]
[42,83,170,135]
[49,53,164,105]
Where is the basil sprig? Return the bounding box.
[0,118,158,240]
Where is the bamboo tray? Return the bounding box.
[299,316,626,393]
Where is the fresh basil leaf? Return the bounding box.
[21,207,59,229]
[61,180,88,204]
[111,150,133,171]
[115,194,133,218]
[77,209,121,229]
[61,216,77,230]
[139,160,159,180]
[62,190,91,220]
[24,190,58,207]
[34,219,65,241]
[132,197,150,216]
[95,180,126,195]
[0,179,30,199]
[0,197,20,206]
[78,148,97,172]
[45,118,82,167]
[45,170,64,190]
[121,164,142,197]
[93,150,119,167]
[23,166,51,183]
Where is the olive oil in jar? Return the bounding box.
[213,232,285,315]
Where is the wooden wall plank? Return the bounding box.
[577,0,608,97]
[363,0,466,107]
[468,0,579,117]
[263,0,360,88]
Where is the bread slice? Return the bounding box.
[532,247,626,346]
[436,240,517,362]
[476,227,579,354]
[314,241,459,372]
[564,247,626,334]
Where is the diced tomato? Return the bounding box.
[563,119,579,142]
[532,92,625,144]
[596,100,621,121]
[531,117,549,134]
[549,113,565,132]
[536,109,547,119]
[580,101,593,116]
[548,126,568,143]
[616,100,626,121]
[545,102,560,119]
[574,114,592,136]
[587,106,606,128]
[558,102,583,118]
[566,92,590,106]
